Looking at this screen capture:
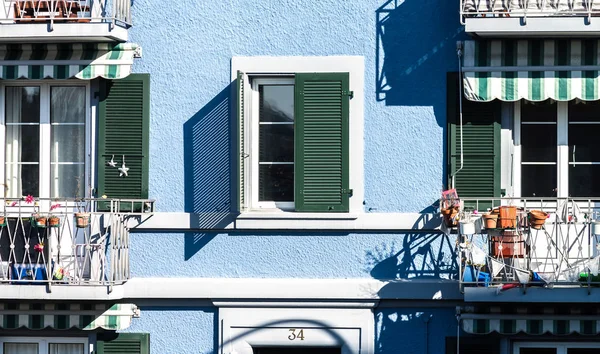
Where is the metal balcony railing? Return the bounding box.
[460,0,600,23]
[457,197,600,290]
[0,197,153,289]
[1,0,131,28]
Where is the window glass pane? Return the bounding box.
[51,125,85,162]
[6,125,39,163]
[259,164,294,202]
[6,86,40,124]
[51,164,85,199]
[522,165,557,197]
[568,349,600,354]
[521,124,556,163]
[51,86,85,123]
[259,85,294,123]
[520,349,557,354]
[568,124,600,162]
[5,164,39,198]
[259,124,294,162]
[521,100,557,122]
[254,347,341,354]
[568,99,600,122]
[4,342,39,354]
[49,343,84,354]
[569,165,600,197]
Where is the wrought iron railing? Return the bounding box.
[1,0,131,28]
[0,197,153,288]
[460,0,600,23]
[457,197,600,290]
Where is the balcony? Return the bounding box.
[0,197,152,292]
[0,0,131,42]
[457,197,600,294]
[461,0,600,36]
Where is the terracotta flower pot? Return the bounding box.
[482,213,498,229]
[491,231,526,258]
[441,207,459,227]
[74,213,90,228]
[528,210,548,230]
[498,206,517,229]
[48,216,60,227]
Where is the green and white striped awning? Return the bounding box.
[462,40,600,102]
[0,303,138,330]
[461,306,600,335]
[0,43,139,80]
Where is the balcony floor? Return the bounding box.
[0,22,127,42]
[465,17,600,37]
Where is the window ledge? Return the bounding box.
[238,210,359,220]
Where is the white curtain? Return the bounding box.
[49,343,84,354]
[5,87,22,198]
[4,343,38,354]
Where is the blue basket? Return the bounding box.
[11,264,47,284]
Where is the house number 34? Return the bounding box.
[288,329,305,341]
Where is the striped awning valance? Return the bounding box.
[461,306,600,335]
[462,40,600,102]
[0,43,139,80]
[0,303,138,330]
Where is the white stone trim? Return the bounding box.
[0,278,462,302]
[130,212,441,230]
[231,56,365,214]
[218,307,374,354]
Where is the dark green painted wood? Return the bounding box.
[97,333,149,354]
[294,72,350,212]
[237,70,245,212]
[98,74,150,202]
[447,73,501,209]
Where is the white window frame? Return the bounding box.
[0,80,92,203]
[232,56,365,214]
[0,336,89,354]
[218,307,373,354]
[250,77,295,211]
[514,341,600,354]
[511,100,573,199]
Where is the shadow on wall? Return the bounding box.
[376,0,464,121]
[182,83,238,260]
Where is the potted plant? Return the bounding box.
[528,210,548,230]
[47,203,61,228]
[482,211,498,229]
[440,189,461,227]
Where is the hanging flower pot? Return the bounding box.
[48,215,60,228]
[498,206,517,229]
[593,221,600,236]
[459,220,476,235]
[482,213,498,229]
[441,207,459,227]
[528,210,548,230]
[31,214,47,228]
[0,216,6,227]
[74,212,90,228]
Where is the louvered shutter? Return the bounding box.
[97,333,149,354]
[294,73,350,212]
[236,70,246,212]
[98,74,150,202]
[447,73,501,203]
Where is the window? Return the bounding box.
[447,72,600,200]
[234,56,364,214]
[2,82,89,199]
[0,337,87,354]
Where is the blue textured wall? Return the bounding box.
[123,307,216,354]
[128,0,466,214]
[131,232,457,279]
[376,307,457,354]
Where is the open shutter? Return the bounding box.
[236,70,246,212]
[98,74,150,201]
[97,333,149,354]
[447,73,501,205]
[294,73,350,212]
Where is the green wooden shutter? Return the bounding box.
[97,333,149,354]
[237,70,246,212]
[294,73,350,212]
[447,73,501,206]
[98,74,150,201]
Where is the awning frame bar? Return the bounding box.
[463,65,600,72]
